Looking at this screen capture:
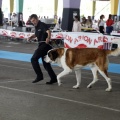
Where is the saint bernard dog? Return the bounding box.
[44,39,120,92]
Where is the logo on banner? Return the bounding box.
[2,30,8,36]
[19,33,25,38]
[103,36,108,42]
[10,32,17,38]
[55,33,63,39]
[65,35,73,43]
[76,44,87,48]
[97,45,103,49]
[64,34,105,48]
[76,36,92,44]
[94,36,103,45]
[64,42,87,48]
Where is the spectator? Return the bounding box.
[98,14,105,34]
[40,16,43,19]
[86,16,93,28]
[26,16,33,32]
[106,14,114,35]
[26,16,33,25]
[72,15,81,32]
[44,16,46,19]
[18,13,25,27]
[81,17,87,27]
[11,13,18,26]
[58,17,61,25]
[2,13,6,25]
[18,20,25,27]
[53,17,62,29]
[0,8,3,26]
[54,22,61,30]
[38,16,40,20]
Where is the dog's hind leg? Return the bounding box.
[97,68,112,92]
[87,66,98,89]
[95,57,112,92]
[57,69,72,86]
[73,69,81,89]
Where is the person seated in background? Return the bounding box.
[106,14,114,35]
[53,17,62,30]
[86,16,93,28]
[44,16,46,19]
[81,17,87,27]
[72,15,81,32]
[92,19,99,30]
[11,13,17,26]
[53,23,61,30]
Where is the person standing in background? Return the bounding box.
[72,15,81,32]
[81,17,87,27]
[98,14,105,34]
[0,8,3,26]
[11,13,18,26]
[106,14,114,35]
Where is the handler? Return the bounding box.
[27,14,57,84]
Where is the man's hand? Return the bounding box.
[27,37,31,42]
[27,34,36,42]
[46,38,50,44]
[46,30,51,44]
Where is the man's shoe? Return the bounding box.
[32,77,43,83]
[46,80,57,84]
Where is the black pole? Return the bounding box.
[0,8,3,26]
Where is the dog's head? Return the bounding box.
[44,48,64,63]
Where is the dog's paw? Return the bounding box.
[105,88,112,92]
[87,85,92,89]
[73,85,79,89]
[58,82,62,86]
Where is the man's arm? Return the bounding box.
[27,34,36,41]
[46,29,51,44]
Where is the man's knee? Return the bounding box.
[31,57,38,63]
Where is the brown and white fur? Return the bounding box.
[44,39,120,92]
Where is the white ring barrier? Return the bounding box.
[0,29,120,49]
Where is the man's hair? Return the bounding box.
[30,14,38,20]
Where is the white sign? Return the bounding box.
[0,29,120,49]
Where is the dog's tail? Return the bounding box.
[106,39,120,56]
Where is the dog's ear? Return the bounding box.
[48,49,59,61]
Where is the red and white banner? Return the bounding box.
[0,29,33,39]
[0,29,120,49]
[51,32,64,39]
[64,32,104,49]
[64,32,120,49]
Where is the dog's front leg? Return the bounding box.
[57,69,72,86]
[73,69,81,89]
